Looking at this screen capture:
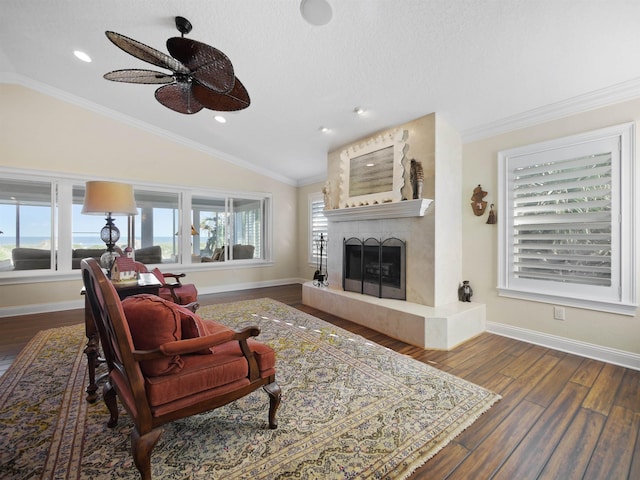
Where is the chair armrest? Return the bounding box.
[131,326,261,359]
[160,273,184,288]
[161,272,186,281]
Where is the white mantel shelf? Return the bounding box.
[324,198,433,222]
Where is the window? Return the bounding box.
[192,195,227,259]
[230,197,264,259]
[0,178,53,271]
[134,190,181,263]
[309,192,328,264]
[191,195,267,262]
[498,123,636,315]
[0,168,272,277]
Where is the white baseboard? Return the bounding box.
[0,300,84,318]
[487,321,640,371]
[196,278,306,296]
[0,278,307,319]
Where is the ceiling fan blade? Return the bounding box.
[104,69,174,84]
[106,31,189,74]
[192,76,251,112]
[154,83,204,114]
[167,37,235,94]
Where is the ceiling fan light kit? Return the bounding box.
[103,16,250,114]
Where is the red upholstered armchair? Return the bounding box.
[134,262,199,310]
[81,258,281,480]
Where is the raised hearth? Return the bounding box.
[302,282,486,350]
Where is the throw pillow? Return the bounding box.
[121,294,184,376]
[177,305,215,355]
[151,267,166,285]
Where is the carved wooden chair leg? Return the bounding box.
[264,381,281,429]
[84,338,99,403]
[103,381,119,428]
[131,427,163,480]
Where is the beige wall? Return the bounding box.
[0,84,300,310]
[463,99,640,355]
[296,181,325,282]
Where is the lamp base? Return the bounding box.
[100,250,120,272]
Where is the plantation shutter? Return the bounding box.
[512,152,613,287]
[498,123,635,314]
[310,198,327,260]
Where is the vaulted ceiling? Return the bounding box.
[3,0,640,185]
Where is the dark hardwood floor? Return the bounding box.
[1,284,638,479]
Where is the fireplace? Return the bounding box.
[343,237,406,300]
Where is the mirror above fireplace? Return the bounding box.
[339,129,407,208]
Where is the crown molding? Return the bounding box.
[461,77,640,143]
[0,73,297,186]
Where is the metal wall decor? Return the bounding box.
[471,184,488,216]
[486,204,497,224]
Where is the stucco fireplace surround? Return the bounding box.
[302,113,486,350]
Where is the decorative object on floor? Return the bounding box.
[486,203,497,224]
[313,232,328,287]
[81,181,138,271]
[0,298,499,480]
[410,158,424,199]
[104,16,250,114]
[458,280,473,302]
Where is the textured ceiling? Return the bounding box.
[2,0,640,185]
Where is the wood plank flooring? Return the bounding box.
[1,284,638,479]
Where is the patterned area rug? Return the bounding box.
[0,298,499,479]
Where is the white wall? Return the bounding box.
[462,98,640,356]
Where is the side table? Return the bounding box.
[82,273,162,402]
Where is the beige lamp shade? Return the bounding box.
[81,181,138,215]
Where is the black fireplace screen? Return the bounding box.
[343,237,406,300]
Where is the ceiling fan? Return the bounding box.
[103,16,250,114]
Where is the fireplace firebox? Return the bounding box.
[343,237,406,300]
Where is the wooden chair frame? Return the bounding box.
[81,258,281,480]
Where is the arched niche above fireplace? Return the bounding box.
[339,129,407,209]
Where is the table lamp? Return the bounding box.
[81,181,138,270]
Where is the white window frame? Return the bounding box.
[497,122,636,315]
[0,167,273,284]
[308,192,328,265]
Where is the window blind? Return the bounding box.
[310,198,328,260]
[512,152,612,286]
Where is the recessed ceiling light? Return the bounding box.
[319,126,330,133]
[73,50,92,63]
[354,107,365,115]
[214,115,227,123]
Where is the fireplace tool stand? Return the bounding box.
[313,233,329,287]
